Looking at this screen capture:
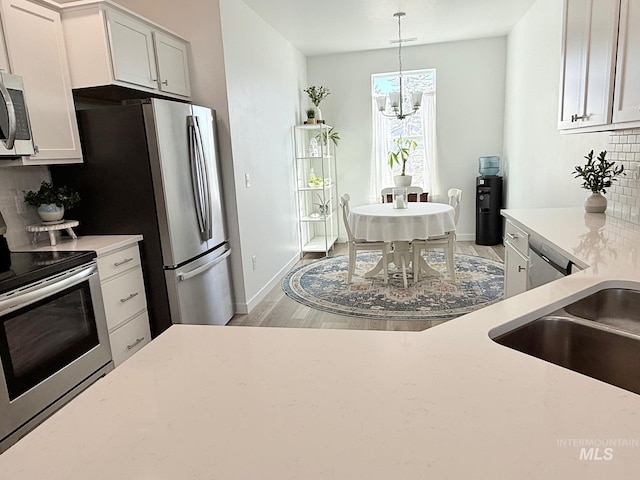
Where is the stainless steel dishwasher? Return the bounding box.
[527,235,576,289]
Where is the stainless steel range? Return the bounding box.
[0,211,112,453]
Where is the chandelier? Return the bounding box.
[376,12,422,120]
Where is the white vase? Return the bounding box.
[37,203,64,223]
[584,192,607,213]
[393,175,412,187]
[316,106,322,121]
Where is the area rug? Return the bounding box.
[282,252,504,321]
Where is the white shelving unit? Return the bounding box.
[293,124,338,255]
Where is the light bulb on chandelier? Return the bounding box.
[376,12,422,120]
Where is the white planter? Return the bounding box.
[37,204,65,222]
[584,192,607,213]
[393,175,412,187]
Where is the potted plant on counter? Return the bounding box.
[572,150,625,213]
[388,137,417,187]
[24,181,81,223]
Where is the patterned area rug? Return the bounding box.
[283,251,504,321]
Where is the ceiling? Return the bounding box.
[241,0,537,56]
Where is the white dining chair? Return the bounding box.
[340,194,391,284]
[381,186,428,203]
[412,188,462,282]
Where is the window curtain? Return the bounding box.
[369,98,392,203]
[421,92,439,201]
[369,92,439,203]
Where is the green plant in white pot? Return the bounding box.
[24,181,81,223]
[572,150,625,213]
[388,137,417,187]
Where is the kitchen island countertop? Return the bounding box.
[0,208,639,478]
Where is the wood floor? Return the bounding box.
[227,241,505,332]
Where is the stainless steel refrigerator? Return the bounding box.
[52,98,234,336]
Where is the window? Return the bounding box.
[370,69,437,202]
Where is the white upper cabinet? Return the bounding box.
[61,1,192,100]
[0,0,82,164]
[612,0,640,123]
[107,8,157,90]
[153,31,191,98]
[558,0,619,130]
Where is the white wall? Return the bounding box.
[218,0,307,310]
[118,0,307,312]
[503,0,610,208]
[307,37,507,240]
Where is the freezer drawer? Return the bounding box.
[165,247,234,325]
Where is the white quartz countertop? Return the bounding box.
[1,209,639,478]
[13,234,143,256]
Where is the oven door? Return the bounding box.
[0,262,112,449]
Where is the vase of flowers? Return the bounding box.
[303,85,330,121]
[572,150,625,213]
[24,181,81,223]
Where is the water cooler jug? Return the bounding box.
[476,156,503,245]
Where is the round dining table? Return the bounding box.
[348,202,456,287]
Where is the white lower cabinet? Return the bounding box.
[503,220,530,299]
[504,241,529,299]
[97,242,151,367]
[108,310,151,366]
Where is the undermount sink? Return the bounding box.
[491,288,640,395]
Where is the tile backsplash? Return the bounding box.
[607,128,640,228]
[0,166,50,248]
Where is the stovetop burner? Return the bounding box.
[0,250,96,295]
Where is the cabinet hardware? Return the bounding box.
[114,257,134,267]
[119,292,139,303]
[161,80,168,85]
[571,114,589,122]
[518,266,526,272]
[126,337,145,350]
[33,145,39,154]
[506,232,519,239]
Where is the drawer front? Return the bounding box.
[109,311,151,367]
[102,267,147,331]
[504,220,529,255]
[97,244,141,281]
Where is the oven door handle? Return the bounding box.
[0,263,97,316]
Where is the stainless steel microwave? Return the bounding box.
[0,71,35,157]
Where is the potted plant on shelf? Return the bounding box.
[388,137,417,187]
[303,85,330,122]
[306,108,316,124]
[24,181,81,223]
[572,150,625,213]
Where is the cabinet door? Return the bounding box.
[613,0,640,123]
[154,31,191,98]
[106,8,158,90]
[558,0,619,129]
[504,241,528,299]
[0,0,82,163]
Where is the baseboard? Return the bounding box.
[234,252,300,314]
[456,233,475,242]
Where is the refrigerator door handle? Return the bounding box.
[187,116,209,239]
[178,248,231,281]
[193,117,213,240]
